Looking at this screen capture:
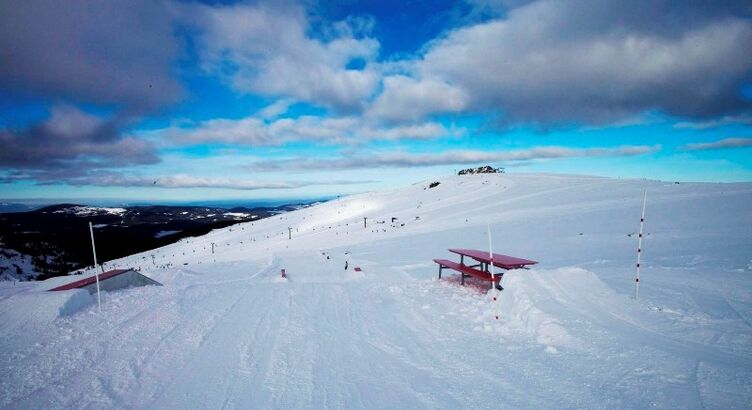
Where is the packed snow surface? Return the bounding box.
[1,174,751,409]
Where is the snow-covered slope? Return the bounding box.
[1,173,751,409]
[0,246,42,281]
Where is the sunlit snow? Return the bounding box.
[1,173,750,408]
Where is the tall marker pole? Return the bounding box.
[635,190,647,300]
[89,222,102,309]
[487,224,500,320]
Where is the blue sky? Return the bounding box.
[1,0,751,203]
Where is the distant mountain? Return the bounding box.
[0,202,316,281]
[0,203,38,213]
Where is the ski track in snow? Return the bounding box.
[1,174,751,409]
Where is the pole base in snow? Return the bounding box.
[495,285,504,291]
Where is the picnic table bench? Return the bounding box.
[433,248,537,290]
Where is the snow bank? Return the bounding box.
[0,289,93,332]
[497,268,607,350]
[55,289,95,316]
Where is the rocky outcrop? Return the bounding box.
[457,165,505,175]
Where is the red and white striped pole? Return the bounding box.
[89,222,102,310]
[635,190,647,300]
[488,224,500,320]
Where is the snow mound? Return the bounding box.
[498,267,615,349]
[0,289,93,332]
[144,268,197,286]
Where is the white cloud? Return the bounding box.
[0,104,159,180]
[258,99,295,120]
[164,117,274,146]
[43,104,106,139]
[249,145,661,171]
[159,115,456,146]
[412,0,752,125]
[367,75,468,123]
[674,115,752,130]
[683,137,752,151]
[64,173,374,190]
[186,2,381,111]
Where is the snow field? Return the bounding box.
[1,173,751,408]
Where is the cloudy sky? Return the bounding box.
[1,0,751,203]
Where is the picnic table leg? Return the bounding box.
[438,265,442,279]
[459,255,465,285]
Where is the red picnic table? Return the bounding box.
[433,248,537,290]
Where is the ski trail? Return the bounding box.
[688,289,752,329]
[0,287,181,408]
[148,262,282,408]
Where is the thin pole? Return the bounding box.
[635,190,647,300]
[89,222,101,309]
[487,223,500,320]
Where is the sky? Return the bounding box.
[1,0,751,204]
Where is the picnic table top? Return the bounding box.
[448,248,537,269]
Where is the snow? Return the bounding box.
[1,173,751,408]
[0,288,94,323]
[223,212,251,218]
[0,247,42,281]
[154,230,181,238]
[53,206,127,216]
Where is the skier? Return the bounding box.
[345,261,349,271]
